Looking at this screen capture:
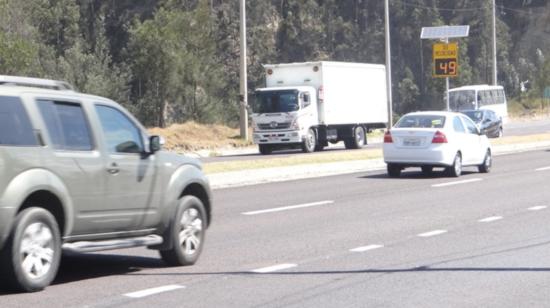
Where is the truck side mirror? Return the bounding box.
[302,93,311,108]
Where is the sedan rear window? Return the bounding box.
[395,115,446,128]
[0,96,38,146]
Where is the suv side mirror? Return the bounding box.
[149,135,163,153]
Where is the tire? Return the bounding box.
[497,127,503,138]
[301,128,316,153]
[0,208,61,292]
[259,144,272,155]
[446,153,462,177]
[160,196,207,266]
[421,166,433,175]
[387,164,401,178]
[344,126,366,149]
[478,150,492,173]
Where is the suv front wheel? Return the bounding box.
[160,196,207,266]
[0,207,61,292]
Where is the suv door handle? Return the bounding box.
[107,163,119,175]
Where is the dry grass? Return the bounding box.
[203,148,383,174]
[148,122,253,152]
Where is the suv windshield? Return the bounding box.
[449,90,476,111]
[395,115,446,128]
[254,90,299,113]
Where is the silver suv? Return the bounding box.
[0,76,212,292]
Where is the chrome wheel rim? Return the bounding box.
[454,155,462,175]
[178,208,203,256]
[355,128,365,146]
[20,222,54,280]
[306,130,315,151]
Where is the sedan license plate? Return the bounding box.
[403,138,421,146]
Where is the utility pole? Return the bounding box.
[239,0,249,140]
[492,0,498,85]
[384,0,393,127]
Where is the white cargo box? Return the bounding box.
[263,61,388,126]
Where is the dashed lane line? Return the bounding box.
[242,200,334,216]
[535,166,550,171]
[251,263,298,273]
[417,230,448,237]
[478,216,503,223]
[350,244,384,253]
[124,285,185,298]
[431,178,483,188]
[528,206,547,211]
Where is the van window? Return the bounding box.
[37,100,94,151]
[0,96,38,146]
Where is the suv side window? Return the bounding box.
[0,96,38,146]
[95,105,143,154]
[37,100,93,151]
[453,116,466,133]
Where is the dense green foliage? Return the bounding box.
[0,0,548,127]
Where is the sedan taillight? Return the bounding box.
[431,131,448,143]
[383,131,393,143]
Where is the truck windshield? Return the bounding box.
[254,90,299,113]
[449,90,476,111]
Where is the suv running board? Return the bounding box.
[62,235,163,253]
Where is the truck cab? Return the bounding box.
[252,86,318,154]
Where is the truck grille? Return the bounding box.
[257,122,291,130]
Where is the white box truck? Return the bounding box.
[251,61,388,154]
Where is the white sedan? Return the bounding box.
[383,111,492,177]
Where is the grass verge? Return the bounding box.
[203,133,550,174]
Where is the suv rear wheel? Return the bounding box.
[160,196,207,266]
[0,208,61,292]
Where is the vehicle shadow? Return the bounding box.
[359,170,478,180]
[0,252,165,295]
[54,251,165,285]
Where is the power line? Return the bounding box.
[394,0,545,16]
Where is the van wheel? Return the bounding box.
[160,196,207,266]
[0,208,61,292]
[302,129,316,153]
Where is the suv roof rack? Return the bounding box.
[0,75,75,91]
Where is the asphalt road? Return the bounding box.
[2,149,550,307]
[201,117,550,162]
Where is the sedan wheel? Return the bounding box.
[446,153,462,177]
[478,150,492,173]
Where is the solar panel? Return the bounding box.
[421,25,470,39]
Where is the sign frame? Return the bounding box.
[433,42,458,78]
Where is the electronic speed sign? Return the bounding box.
[433,42,458,78]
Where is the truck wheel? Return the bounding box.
[344,126,366,149]
[259,144,272,155]
[0,208,62,292]
[160,196,207,266]
[387,164,401,177]
[301,128,316,153]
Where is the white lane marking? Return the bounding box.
[528,206,547,211]
[478,216,503,223]
[432,178,483,188]
[124,285,185,298]
[350,244,384,252]
[252,263,297,273]
[242,200,334,216]
[418,230,448,237]
[535,166,550,171]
